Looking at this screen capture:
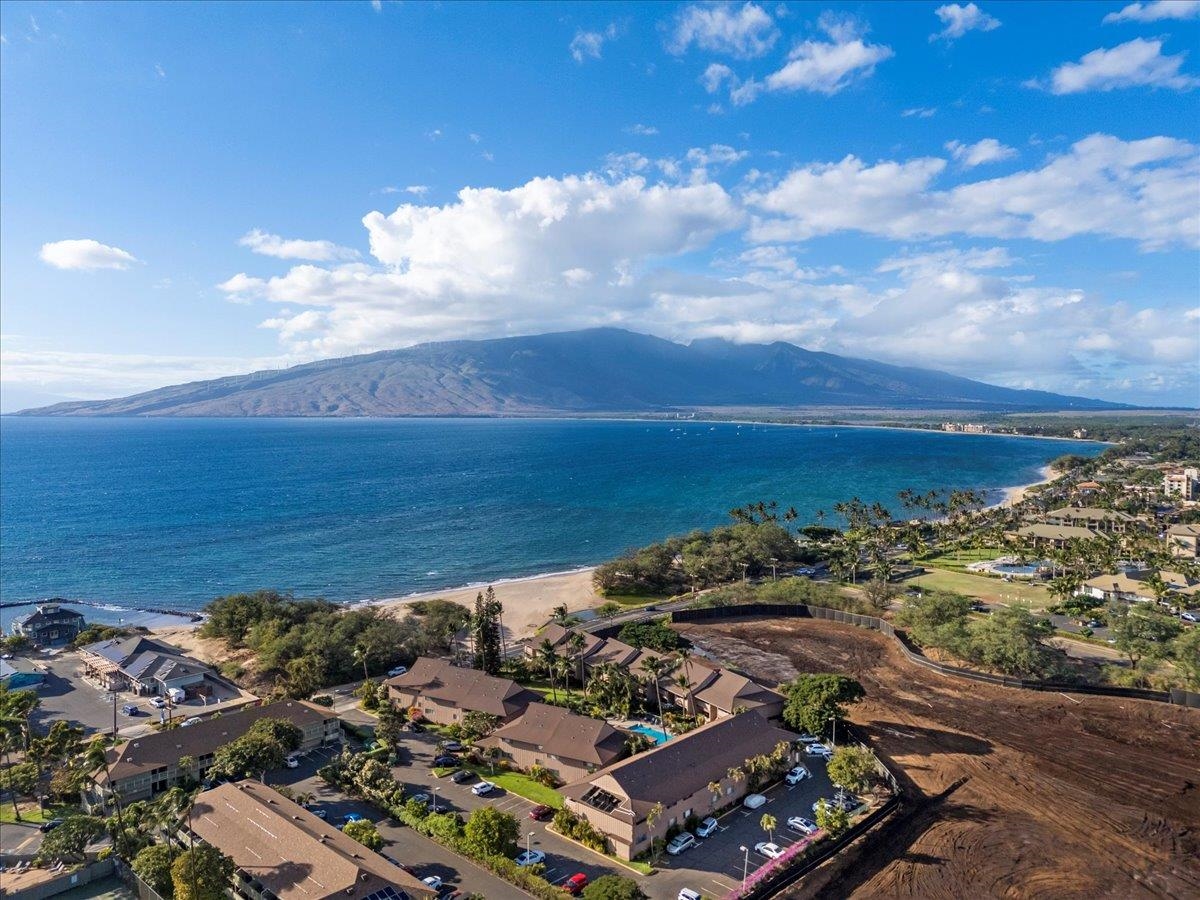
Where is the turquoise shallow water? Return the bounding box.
[0,417,1100,612]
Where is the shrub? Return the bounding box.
[342,819,383,850]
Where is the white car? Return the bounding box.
[678,891,702,900]
[755,841,784,859]
[787,816,817,834]
[422,876,442,891]
[694,816,719,838]
[742,793,767,810]
[180,717,202,727]
[1182,611,1199,623]
[805,743,833,758]
[285,756,300,769]
[785,765,810,785]
[797,733,819,744]
[666,832,697,855]
[149,697,166,709]
[471,780,496,796]
[514,850,545,867]
[388,665,408,677]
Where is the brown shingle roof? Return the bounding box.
[386,657,537,718]
[477,702,627,768]
[102,700,334,783]
[189,781,434,899]
[561,712,796,818]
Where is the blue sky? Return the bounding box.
[2,0,1198,410]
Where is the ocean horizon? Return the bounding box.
[0,417,1101,616]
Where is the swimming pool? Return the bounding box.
[628,723,670,744]
[991,562,1049,576]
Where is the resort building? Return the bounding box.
[86,699,339,807]
[561,712,799,860]
[386,656,538,726]
[1167,524,1200,559]
[475,701,628,783]
[1043,507,1138,534]
[1080,570,1200,605]
[188,780,435,900]
[658,657,785,721]
[78,635,212,698]
[1163,467,1200,502]
[10,603,86,647]
[1013,523,1099,549]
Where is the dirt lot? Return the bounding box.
[676,617,1200,900]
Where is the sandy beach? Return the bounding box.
[998,464,1061,508]
[151,567,604,654]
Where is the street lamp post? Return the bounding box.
[770,558,778,582]
[741,563,750,583]
[432,787,439,813]
[527,831,534,857]
[740,845,750,888]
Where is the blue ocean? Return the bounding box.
[0,417,1100,614]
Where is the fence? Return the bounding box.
[6,859,116,900]
[671,603,1200,708]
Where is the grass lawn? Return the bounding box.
[914,568,1052,608]
[0,802,77,825]
[440,764,565,808]
[918,547,1008,572]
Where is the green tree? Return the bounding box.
[1108,602,1183,671]
[760,812,777,843]
[813,799,850,837]
[376,702,406,748]
[1172,627,1200,689]
[896,591,972,653]
[580,875,648,900]
[36,815,106,862]
[459,711,500,742]
[596,601,621,618]
[473,586,503,675]
[826,746,876,794]
[861,577,900,612]
[964,605,1056,677]
[247,717,303,752]
[618,619,680,651]
[781,674,865,736]
[132,844,179,897]
[463,805,520,857]
[209,733,287,782]
[342,818,383,850]
[171,844,234,900]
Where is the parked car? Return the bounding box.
[422,876,443,891]
[341,812,365,825]
[805,743,833,758]
[528,804,554,821]
[785,765,810,785]
[787,816,817,834]
[285,756,300,769]
[797,733,819,744]
[405,722,425,733]
[1182,611,1199,623]
[678,891,702,900]
[121,703,139,716]
[39,819,64,832]
[471,780,496,796]
[148,696,166,709]
[514,849,546,867]
[666,832,697,855]
[312,808,328,819]
[755,842,784,859]
[432,755,459,767]
[742,793,767,810]
[450,769,475,784]
[562,873,588,895]
[695,816,719,838]
[387,665,409,677]
[180,717,202,727]
[441,741,464,752]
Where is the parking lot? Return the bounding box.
[275,724,846,899]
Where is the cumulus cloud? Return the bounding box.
[747,133,1199,250]
[219,173,742,358]
[39,239,139,271]
[763,12,893,96]
[570,23,618,63]
[1035,38,1199,93]
[667,2,779,58]
[930,3,1001,42]
[1104,0,1200,23]
[625,123,659,136]
[944,138,1018,167]
[238,229,359,262]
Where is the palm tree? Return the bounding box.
[566,631,587,692]
[538,640,560,703]
[353,644,372,685]
[708,780,723,810]
[646,801,666,861]
[638,656,676,736]
[555,657,574,706]
[760,812,777,844]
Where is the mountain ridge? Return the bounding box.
[15,328,1124,417]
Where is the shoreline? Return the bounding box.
[995,464,1061,509]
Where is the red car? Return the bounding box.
[528,804,554,821]
[562,873,588,895]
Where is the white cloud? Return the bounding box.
[748,133,1199,250]
[944,137,1018,167]
[570,23,618,63]
[1036,38,1199,94]
[382,185,430,196]
[39,239,139,271]
[930,3,1001,42]
[701,62,736,93]
[625,123,659,136]
[238,229,359,262]
[685,144,749,169]
[154,63,166,78]
[902,106,938,118]
[371,0,382,11]
[1104,0,1200,23]
[667,2,779,58]
[220,173,742,358]
[469,133,482,143]
[762,12,893,96]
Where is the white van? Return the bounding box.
[167,687,187,704]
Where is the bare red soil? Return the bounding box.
[676,617,1200,900]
